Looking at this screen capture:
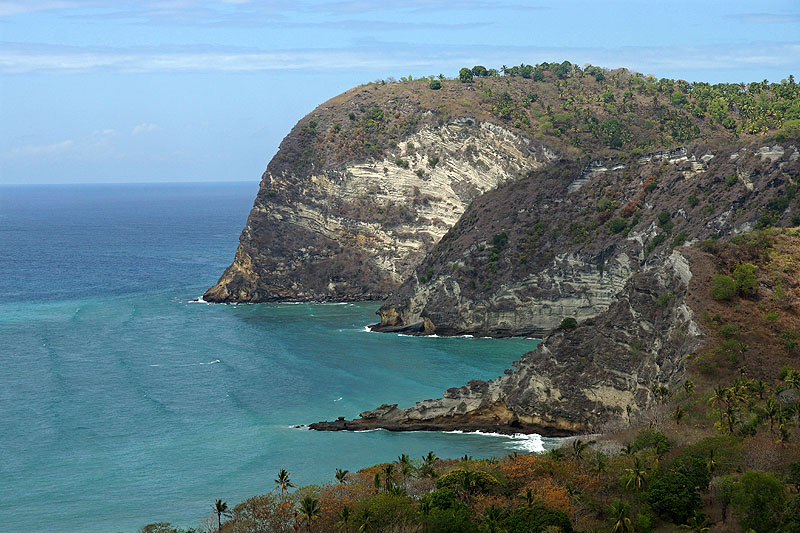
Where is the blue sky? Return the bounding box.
[1,1,798,184]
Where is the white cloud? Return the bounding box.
[131,122,158,135]
[4,139,74,157]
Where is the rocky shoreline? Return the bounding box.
[308,403,576,437]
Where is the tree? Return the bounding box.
[733,263,758,296]
[481,504,508,532]
[571,438,594,461]
[212,499,230,532]
[335,468,349,484]
[712,274,737,300]
[459,67,473,83]
[730,471,786,532]
[558,317,578,330]
[335,505,352,531]
[298,496,320,532]
[471,65,488,77]
[275,469,296,494]
[623,456,648,506]
[647,470,702,524]
[673,404,687,424]
[518,487,540,508]
[607,499,634,533]
[436,468,499,503]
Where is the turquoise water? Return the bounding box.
[0,183,548,532]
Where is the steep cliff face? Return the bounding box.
[312,249,702,435]
[313,141,799,434]
[375,142,800,336]
[205,106,557,302]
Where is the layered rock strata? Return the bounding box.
[312,250,702,435]
[205,116,556,302]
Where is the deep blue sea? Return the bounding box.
[0,182,549,532]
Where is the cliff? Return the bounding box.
[206,62,800,434]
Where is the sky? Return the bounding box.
[0,1,799,185]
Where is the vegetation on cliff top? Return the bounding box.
[275,61,799,177]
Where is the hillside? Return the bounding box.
[204,63,800,304]
[156,63,800,533]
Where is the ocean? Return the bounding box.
[0,182,552,532]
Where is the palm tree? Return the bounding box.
[593,452,608,479]
[571,438,594,461]
[335,468,349,484]
[607,499,634,533]
[336,505,352,532]
[298,496,320,532]
[765,397,780,433]
[420,451,437,478]
[211,499,230,532]
[722,402,739,434]
[680,511,712,532]
[624,457,648,506]
[275,468,296,494]
[621,443,635,456]
[683,379,695,396]
[482,504,508,532]
[749,379,766,399]
[356,508,373,532]
[672,404,687,424]
[778,423,791,445]
[786,368,800,390]
[382,463,395,491]
[517,487,540,508]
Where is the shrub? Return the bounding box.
[428,155,439,168]
[633,429,672,456]
[607,218,627,234]
[504,506,573,533]
[656,292,674,307]
[597,197,613,212]
[718,324,739,338]
[395,159,409,169]
[429,79,442,90]
[657,210,672,226]
[725,173,738,187]
[646,234,666,254]
[670,232,688,249]
[458,67,473,83]
[733,263,757,296]
[558,317,578,330]
[711,274,737,300]
[688,193,699,207]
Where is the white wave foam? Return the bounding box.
[440,430,545,452]
[334,397,343,402]
[507,433,545,453]
[188,296,209,304]
[148,359,220,368]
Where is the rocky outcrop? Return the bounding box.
[205,115,556,302]
[374,143,800,337]
[313,250,703,434]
